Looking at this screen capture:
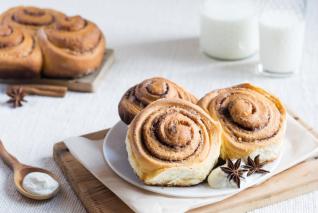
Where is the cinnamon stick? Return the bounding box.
[7,84,67,97]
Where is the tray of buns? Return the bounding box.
[0,6,114,92]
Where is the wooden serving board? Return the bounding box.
[53,113,318,213]
[0,49,114,93]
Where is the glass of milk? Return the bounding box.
[258,0,306,76]
[200,0,259,60]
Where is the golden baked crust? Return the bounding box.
[0,24,42,78]
[0,6,106,79]
[126,99,221,186]
[198,83,286,161]
[37,15,106,78]
[0,6,63,34]
[118,77,198,124]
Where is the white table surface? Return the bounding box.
[0,0,317,212]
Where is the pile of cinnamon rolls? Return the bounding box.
[0,6,105,79]
[118,77,286,186]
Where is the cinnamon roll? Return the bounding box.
[126,99,221,186]
[198,83,286,162]
[37,15,105,78]
[118,77,198,125]
[0,6,62,34]
[0,24,42,78]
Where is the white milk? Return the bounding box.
[259,11,305,74]
[200,0,258,60]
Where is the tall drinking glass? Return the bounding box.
[258,0,306,77]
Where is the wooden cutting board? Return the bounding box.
[0,49,114,93]
[53,113,318,213]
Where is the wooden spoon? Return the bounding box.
[0,140,60,200]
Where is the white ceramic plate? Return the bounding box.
[103,121,281,198]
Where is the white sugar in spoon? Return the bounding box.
[0,140,60,200]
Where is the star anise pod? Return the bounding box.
[6,87,27,108]
[243,155,269,176]
[221,159,247,188]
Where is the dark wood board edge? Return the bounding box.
[53,139,133,213]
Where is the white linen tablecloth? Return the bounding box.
[0,0,317,212]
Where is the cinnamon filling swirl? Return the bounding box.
[141,108,204,162]
[134,78,179,106]
[145,81,169,97]
[55,15,86,31]
[12,7,55,26]
[0,23,42,79]
[0,25,23,48]
[118,77,198,124]
[127,99,221,185]
[198,83,286,161]
[0,24,36,58]
[211,88,281,143]
[46,15,101,53]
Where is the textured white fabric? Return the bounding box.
[0,0,317,212]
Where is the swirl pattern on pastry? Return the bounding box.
[126,99,221,186]
[118,77,198,124]
[0,24,42,78]
[37,15,105,78]
[0,6,62,33]
[198,83,286,161]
